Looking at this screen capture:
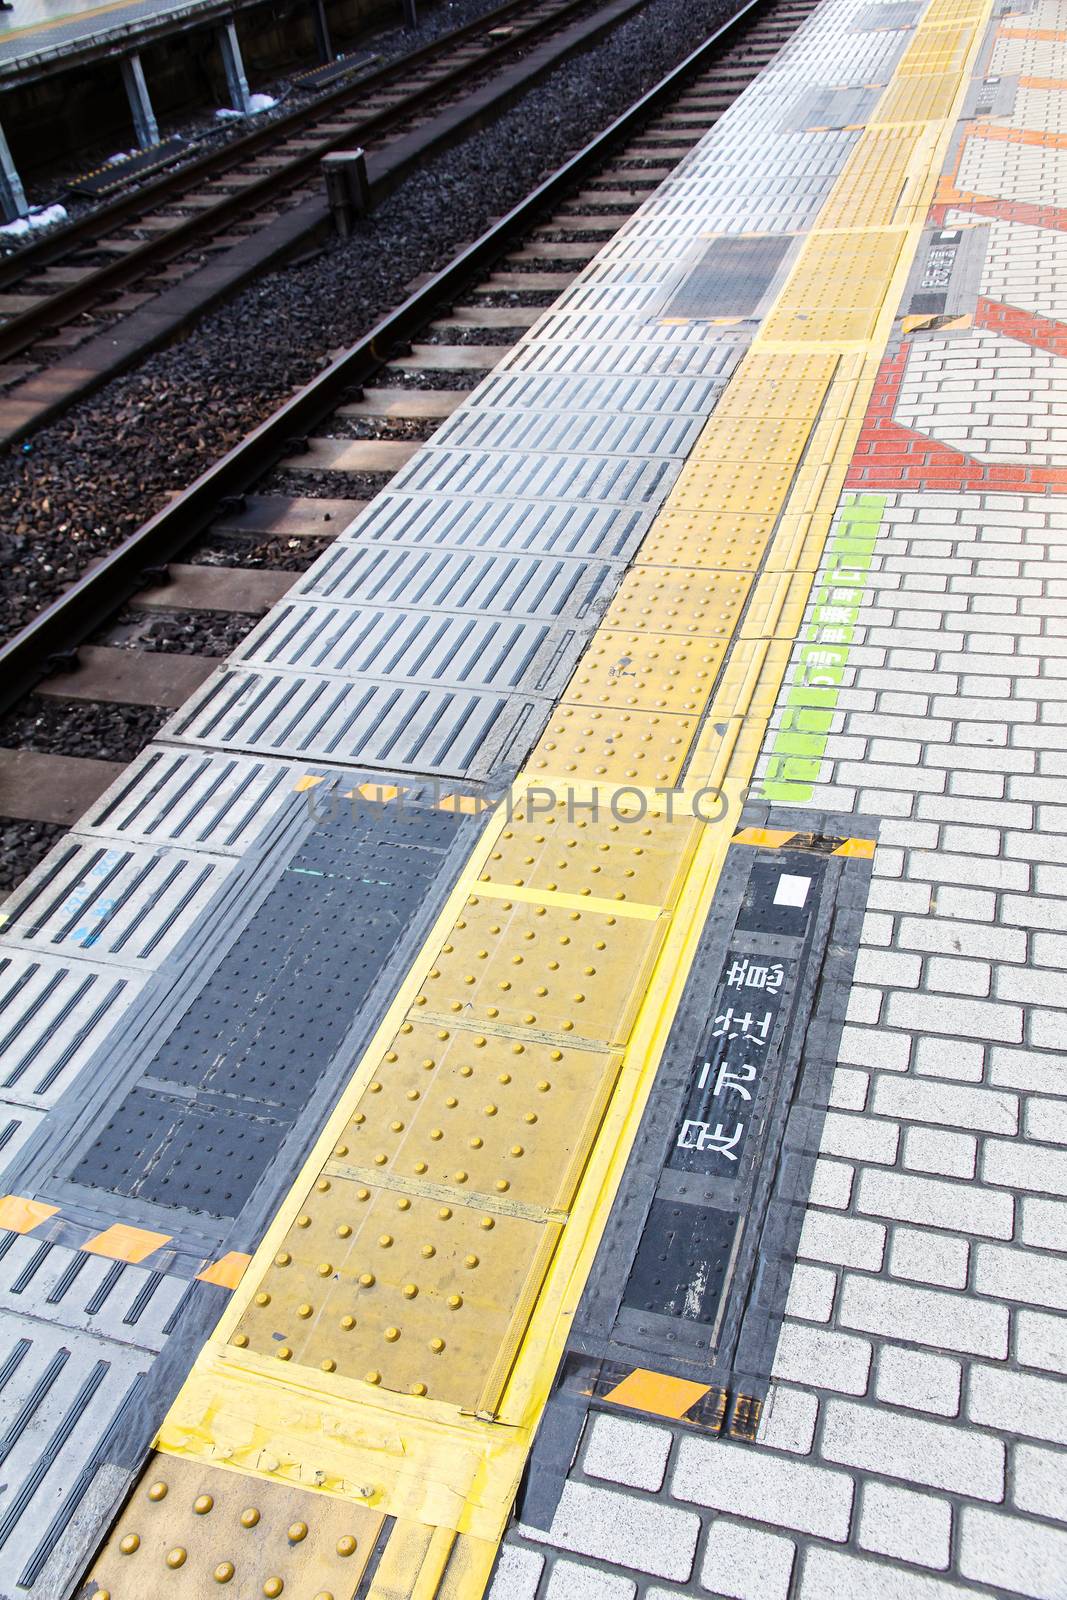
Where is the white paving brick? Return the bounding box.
[772,1321,871,1396]
[544,1560,636,1600]
[756,1385,818,1455]
[488,1544,544,1600]
[968,1364,1067,1446]
[974,1242,1067,1311]
[800,1545,993,1600]
[819,1110,899,1165]
[889,1226,970,1290]
[1013,1442,1067,1523]
[798,1210,886,1271]
[858,1481,952,1569]
[903,1125,976,1178]
[884,991,1022,1044]
[871,1076,1018,1134]
[581,1414,672,1493]
[697,1520,796,1600]
[820,1400,1005,1499]
[960,1506,1067,1600]
[874,1345,961,1417]
[784,1263,837,1324]
[1020,1196,1067,1251]
[983,1138,1067,1196]
[524,1482,699,1582]
[1016,1308,1067,1376]
[856,1169,1014,1239]
[672,1435,853,1542]
[839,1273,1008,1357]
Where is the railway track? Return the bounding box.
[0,0,655,443]
[0,0,816,889]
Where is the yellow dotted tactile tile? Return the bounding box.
[762,230,908,343]
[603,566,752,637]
[230,1173,560,1410]
[333,1019,621,1210]
[663,457,796,516]
[413,894,667,1048]
[89,1453,382,1598]
[480,805,700,907]
[688,413,814,465]
[636,512,776,571]
[566,631,726,714]
[528,704,697,786]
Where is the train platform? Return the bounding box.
[0,0,269,84]
[0,0,1064,1593]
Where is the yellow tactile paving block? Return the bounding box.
[603,566,753,637]
[762,229,908,343]
[231,1172,561,1410]
[566,631,726,715]
[90,1453,382,1598]
[636,511,776,570]
[816,127,926,226]
[331,1019,621,1210]
[663,457,796,515]
[872,71,961,122]
[480,804,700,906]
[412,894,667,1048]
[528,704,698,786]
[688,412,814,464]
[896,20,973,73]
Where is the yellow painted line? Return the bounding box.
[0,1194,57,1233]
[84,0,994,1592]
[465,877,665,920]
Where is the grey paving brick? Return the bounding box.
[838,1026,912,1073]
[914,1036,986,1083]
[819,1110,899,1165]
[772,1321,872,1397]
[800,1544,993,1599]
[857,1169,1014,1239]
[969,1364,1067,1446]
[581,1414,672,1493]
[885,991,1022,1044]
[489,1544,544,1600]
[839,1274,1008,1357]
[1020,1196,1067,1251]
[983,1138,1067,1196]
[672,1435,853,1542]
[544,1560,636,1600]
[974,1242,1067,1311]
[820,1399,1005,1499]
[785,1264,837,1324]
[903,1125,976,1178]
[798,1210,886,1272]
[858,1481,952,1569]
[1016,1309,1067,1377]
[523,1483,700,1582]
[959,1505,1067,1600]
[757,1386,819,1455]
[696,1521,796,1600]
[874,1345,961,1418]
[871,1076,1018,1134]
[889,1226,970,1290]
[1013,1442,1067,1524]
[1025,1097,1067,1145]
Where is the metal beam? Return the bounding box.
[217,19,253,116]
[120,53,160,149]
[0,119,27,222]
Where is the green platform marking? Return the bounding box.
[760,493,887,802]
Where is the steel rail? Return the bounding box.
[0,0,776,713]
